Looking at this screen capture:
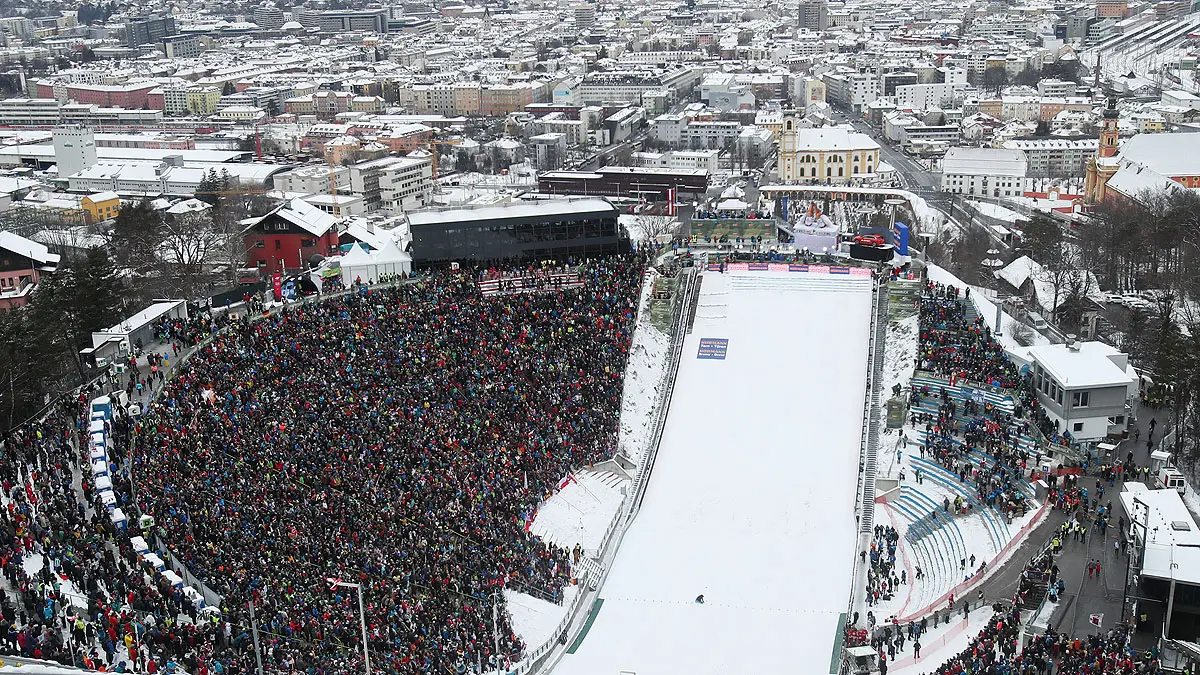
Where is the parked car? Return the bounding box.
[853,234,887,247]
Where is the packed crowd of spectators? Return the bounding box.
[0,253,646,675]
[918,604,1158,675]
[864,525,902,607]
[0,392,247,674]
[916,286,1020,390]
[129,255,646,674]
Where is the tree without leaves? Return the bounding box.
[632,214,678,242]
[159,210,228,299]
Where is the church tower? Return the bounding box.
[1098,97,1119,159]
[1086,98,1121,202]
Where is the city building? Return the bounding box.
[777,122,880,183]
[798,0,829,30]
[0,230,60,310]
[537,166,709,201]
[1016,339,1136,441]
[1002,138,1098,178]
[53,125,97,178]
[274,165,352,196]
[348,156,434,214]
[406,198,630,266]
[940,147,1030,197]
[81,191,120,224]
[162,34,202,59]
[253,6,286,29]
[294,8,390,33]
[1118,485,1200,642]
[125,15,176,48]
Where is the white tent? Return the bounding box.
[372,239,413,277]
[340,241,412,284]
[339,244,375,284]
[716,198,749,211]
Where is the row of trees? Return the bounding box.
[0,248,125,428]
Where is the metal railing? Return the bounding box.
[849,273,888,622]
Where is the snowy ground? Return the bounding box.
[968,200,1024,223]
[877,315,919,479]
[554,270,873,675]
[528,471,627,555]
[618,275,671,468]
[505,585,579,656]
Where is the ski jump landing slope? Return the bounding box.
[554,270,874,675]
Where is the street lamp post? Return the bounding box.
[328,578,371,675]
[980,249,1005,336]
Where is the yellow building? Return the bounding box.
[777,117,881,184]
[81,191,120,224]
[185,86,221,115]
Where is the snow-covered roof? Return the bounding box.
[274,197,339,237]
[1106,160,1189,201]
[0,230,60,269]
[166,198,213,215]
[941,147,1028,177]
[1119,132,1200,177]
[85,191,119,203]
[99,300,185,336]
[996,255,1102,312]
[1024,341,1135,389]
[1119,486,1200,586]
[786,127,879,152]
[248,197,337,237]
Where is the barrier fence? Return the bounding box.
[706,262,874,276]
[849,274,889,623]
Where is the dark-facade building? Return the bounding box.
[537,166,708,201]
[798,0,828,31]
[407,198,630,266]
[125,16,177,48]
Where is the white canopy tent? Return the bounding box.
[340,241,413,284]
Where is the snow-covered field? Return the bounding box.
[554,270,873,675]
[967,200,1024,223]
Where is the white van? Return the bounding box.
[1027,312,1049,330]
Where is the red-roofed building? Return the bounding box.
[242,198,341,273]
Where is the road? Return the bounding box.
[972,402,1167,644]
[837,116,941,191]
